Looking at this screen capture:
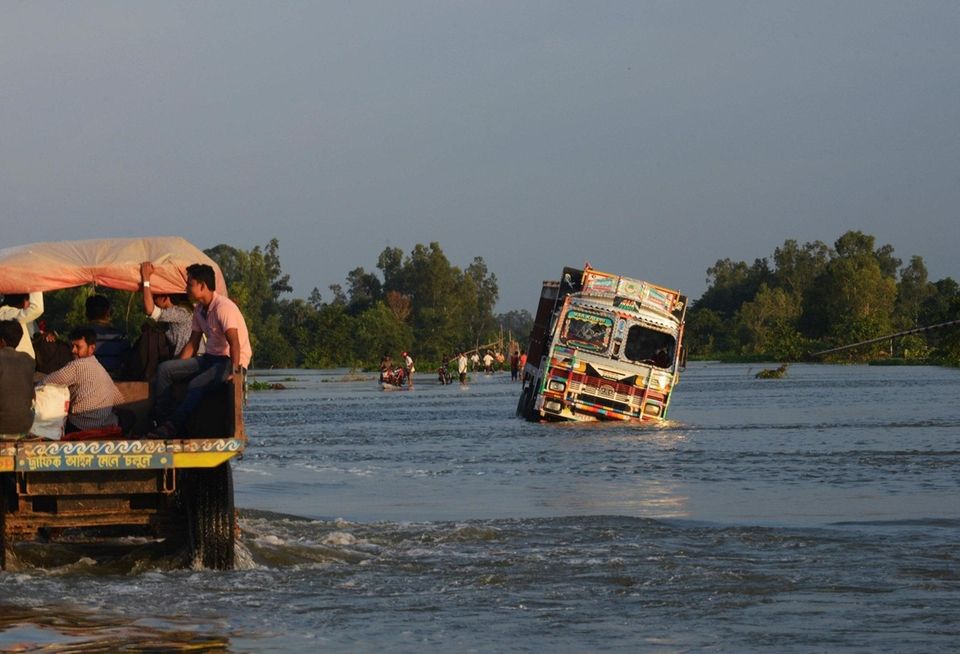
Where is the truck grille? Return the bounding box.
[566,376,638,412]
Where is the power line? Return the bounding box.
[809,319,960,357]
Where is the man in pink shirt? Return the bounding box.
[150,263,252,437]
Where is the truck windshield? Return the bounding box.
[560,310,613,352]
[624,324,675,368]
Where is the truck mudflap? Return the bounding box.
[0,438,245,473]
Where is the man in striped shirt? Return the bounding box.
[40,327,124,433]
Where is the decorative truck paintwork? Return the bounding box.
[1,437,245,473]
[517,265,686,423]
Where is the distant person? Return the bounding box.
[510,350,520,381]
[150,263,252,438]
[0,320,36,435]
[40,327,124,434]
[437,355,452,385]
[379,352,393,384]
[140,261,194,357]
[457,352,468,385]
[402,351,415,387]
[0,291,44,359]
[483,351,494,373]
[470,352,480,371]
[85,294,131,377]
[519,350,528,378]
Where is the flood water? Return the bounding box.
[2,362,959,652]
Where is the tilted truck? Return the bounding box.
[517,265,687,423]
[0,237,244,570]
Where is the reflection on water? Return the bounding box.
[541,421,691,517]
[0,601,230,652]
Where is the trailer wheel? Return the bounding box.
[0,473,12,571]
[0,491,6,571]
[184,462,235,570]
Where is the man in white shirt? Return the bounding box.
[0,291,43,359]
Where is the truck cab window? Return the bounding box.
[560,310,613,353]
[624,325,675,367]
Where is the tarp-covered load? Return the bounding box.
[0,236,226,296]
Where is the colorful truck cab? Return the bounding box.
[517,265,687,423]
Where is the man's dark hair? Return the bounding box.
[1,294,28,308]
[85,294,112,321]
[186,264,217,291]
[68,327,97,346]
[156,292,193,309]
[0,320,22,347]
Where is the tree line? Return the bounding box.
[36,239,532,371]
[685,230,960,363]
[35,230,959,368]
[205,239,529,369]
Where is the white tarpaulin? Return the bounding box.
[0,236,227,296]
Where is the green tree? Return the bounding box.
[736,284,805,359]
[800,231,898,354]
[353,302,414,364]
[377,247,405,293]
[920,278,960,326]
[815,254,896,357]
[463,257,499,347]
[205,239,294,368]
[684,307,728,357]
[277,298,320,366]
[346,267,382,315]
[302,303,355,368]
[921,278,960,363]
[895,256,933,328]
[327,284,347,306]
[695,257,772,319]
[772,238,829,299]
[399,243,465,362]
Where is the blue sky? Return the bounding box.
[3,1,958,311]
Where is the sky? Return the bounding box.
[2,1,958,312]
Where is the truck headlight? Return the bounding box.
[548,380,566,392]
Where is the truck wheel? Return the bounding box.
[516,384,535,420]
[515,386,528,417]
[185,462,235,570]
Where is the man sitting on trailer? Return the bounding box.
[0,320,36,437]
[40,327,125,434]
[84,294,131,378]
[149,263,252,438]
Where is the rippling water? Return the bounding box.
[2,363,959,652]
